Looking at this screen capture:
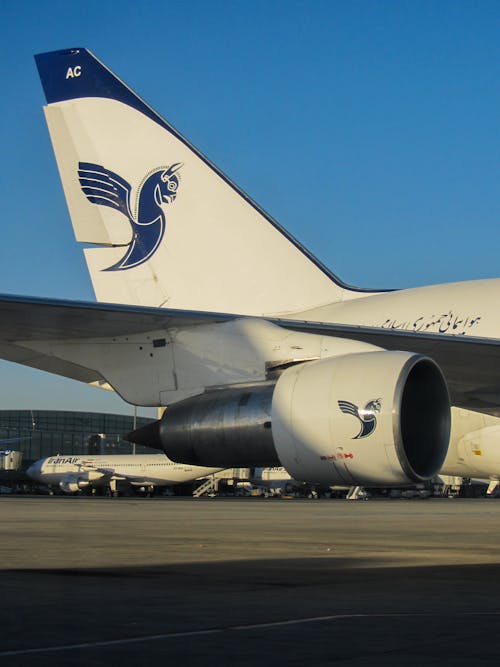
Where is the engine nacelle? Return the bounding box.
[445,425,500,479]
[272,352,450,485]
[129,351,450,486]
[59,476,90,493]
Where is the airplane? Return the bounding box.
[1,47,500,490]
[26,453,223,495]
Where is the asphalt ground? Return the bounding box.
[1,496,500,666]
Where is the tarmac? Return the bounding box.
[1,496,500,666]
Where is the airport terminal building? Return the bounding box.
[0,410,154,463]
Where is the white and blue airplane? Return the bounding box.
[26,453,222,495]
[1,47,500,488]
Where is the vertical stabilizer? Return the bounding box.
[36,48,364,314]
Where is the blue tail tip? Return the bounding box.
[34,48,122,105]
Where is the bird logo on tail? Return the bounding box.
[78,161,183,271]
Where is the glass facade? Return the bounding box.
[0,410,155,462]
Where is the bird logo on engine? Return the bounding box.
[337,399,381,439]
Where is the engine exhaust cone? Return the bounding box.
[126,420,162,450]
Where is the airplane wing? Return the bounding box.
[0,295,235,391]
[81,466,124,481]
[0,294,234,340]
[76,464,163,487]
[73,462,128,483]
[1,294,500,414]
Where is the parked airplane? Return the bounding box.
[26,453,223,495]
[1,47,500,488]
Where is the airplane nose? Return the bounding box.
[26,461,40,480]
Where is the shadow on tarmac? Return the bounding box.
[2,558,500,666]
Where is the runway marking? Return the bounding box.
[2,611,500,657]
[0,629,223,656]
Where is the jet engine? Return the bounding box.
[59,470,103,493]
[129,351,450,486]
[59,476,90,493]
[444,425,500,479]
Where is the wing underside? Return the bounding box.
[1,295,500,414]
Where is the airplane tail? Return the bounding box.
[35,48,368,315]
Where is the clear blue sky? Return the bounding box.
[0,0,498,414]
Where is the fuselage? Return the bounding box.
[27,453,222,488]
[294,278,499,339]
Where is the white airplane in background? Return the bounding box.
[27,453,222,495]
[1,47,500,489]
